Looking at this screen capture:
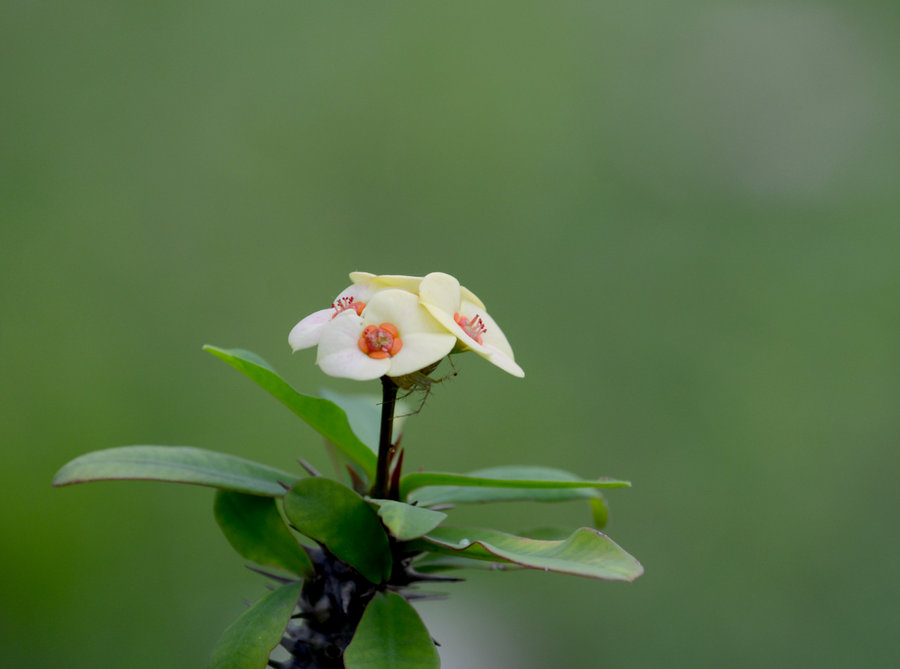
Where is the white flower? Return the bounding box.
[315,288,456,381]
[288,273,422,352]
[289,271,523,380]
[418,272,524,378]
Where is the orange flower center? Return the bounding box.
[358,323,403,359]
[332,296,366,318]
[454,312,486,344]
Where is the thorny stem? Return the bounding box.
[370,375,398,500]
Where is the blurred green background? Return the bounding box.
[3,1,899,667]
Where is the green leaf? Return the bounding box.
[209,579,302,669]
[516,527,571,540]
[318,388,381,451]
[214,491,313,576]
[318,388,412,453]
[204,346,377,481]
[370,499,447,541]
[52,445,297,496]
[282,478,391,584]
[402,466,630,505]
[343,592,440,669]
[416,526,643,582]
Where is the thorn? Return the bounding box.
[404,570,465,583]
[246,564,296,584]
[298,458,321,477]
[388,448,405,501]
[346,465,367,495]
[403,592,450,602]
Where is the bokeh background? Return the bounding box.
[3,1,899,667]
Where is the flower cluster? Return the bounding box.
[289,272,524,381]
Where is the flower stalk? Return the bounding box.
[370,375,399,500]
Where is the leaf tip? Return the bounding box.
[624,560,645,583]
[51,461,78,487]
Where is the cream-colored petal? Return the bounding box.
[348,271,376,284]
[481,343,525,377]
[288,308,333,351]
[459,285,485,310]
[289,281,371,352]
[363,289,449,336]
[316,314,390,380]
[460,301,515,359]
[319,347,390,380]
[350,272,422,295]
[419,272,462,315]
[442,301,523,377]
[387,332,456,376]
[420,301,492,360]
[419,295,492,355]
[422,306,475,347]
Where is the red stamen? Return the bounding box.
[454,312,486,344]
[332,297,366,318]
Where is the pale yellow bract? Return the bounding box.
[289,271,524,381]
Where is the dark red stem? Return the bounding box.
[370,376,398,499]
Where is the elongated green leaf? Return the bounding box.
[209,579,302,669]
[402,466,629,505]
[52,446,297,496]
[317,388,411,451]
[282,478,391,584]
[214,491,313,576]
[343,592,440,669]
[516,527,571,540]
[317,388,382,452]
[204,346,376,481]
[370,499,447,541]
[417,526,643,582]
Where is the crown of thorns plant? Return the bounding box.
[54,271,642,668]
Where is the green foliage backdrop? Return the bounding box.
[3,1,899,667]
